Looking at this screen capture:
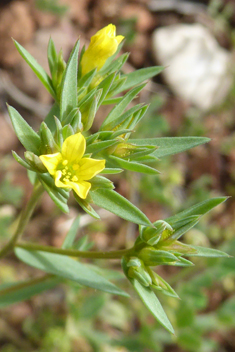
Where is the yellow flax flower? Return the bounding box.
[81,24,124,76]
[39,133,105,199]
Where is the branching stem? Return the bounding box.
[16,242,135,259]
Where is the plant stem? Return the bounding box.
[16,242,135,259]
[0,182,44,260]
[0,274,56,297]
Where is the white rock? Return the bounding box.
[152,24,232,110]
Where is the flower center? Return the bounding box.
[59,159,79,183]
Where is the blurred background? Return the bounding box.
[0,0,235,351]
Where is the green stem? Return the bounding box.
[16,241,135,259]
[0,182,44,260]
[0,274,55,296]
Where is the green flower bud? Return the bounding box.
[138,247,178,266]
[140,220,173,246]
[24,151,47,173]
[40,122,58,154]
[126,257,152,287]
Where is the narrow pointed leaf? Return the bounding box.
[60,40,80,121]
[90,188,151,226]
[130,137,211,158]
[14,40,56,98]
[100,84,146,131]
[12,151,32,170]
[15,248,129,297]
[186,246,230,258]
[47,38,57,76]
[86,140,119,155]
[62,216,80,249]
[44,103,60,132]
[73,191,100,219]
[100,168,123,174]
[108,155,159,175]
[0,276,60,308]
[8,105,41,154]
[166,198,227,224]
[133,279,174,334]
[38,174,69,213]
[115,66,164,94]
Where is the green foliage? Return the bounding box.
[15,248,129,297]
[1,25,230,342]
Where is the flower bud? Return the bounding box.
[40,122,58,154]
[140,220,173,246]
[81,24,124,76]
[126,257,152,287]
[24,151,47,173]
[138,247,178,266]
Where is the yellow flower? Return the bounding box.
[81,24,124,76]
[39,133,105,199]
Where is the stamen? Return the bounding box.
[62,160,68,166]
[73,164,79,171]
[72,176,78,182]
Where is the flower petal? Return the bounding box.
[78,158,106,180]
[65,179,91,199]
[62,133,86,163]
[39,153,62,175]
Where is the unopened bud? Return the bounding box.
[138,247,178,266]
[140,220,173,246]
[127,257,152,287]
[24,151,47,173]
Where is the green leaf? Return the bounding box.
[38,174,69,213]
[166,198,227,224]
[171,257,194,267]
[8,105,41,154]
[115,66,164,94]
[102,97,123,105]
[47,38,57,76]
[73,191,100,219]
[133,279,174,334]
[100,168,123,174]
[97,72,117,106]
[90,176,114,190]
[86,140,119,155]
[165,215,201,242]
[12,151,32,170]
[44,103,60,132]
[60,40,80,121]
[187,246,230,258]
[77,68,97,89]
[130,137,211,158]
[100,84,146,131]
[15,248,129,297]
[14,40,56,98]
[62,216,80,249]
[102,104,143,132]
[0,276,60,308]
[100,52,129,76]
[82,90,102,132]
[90,188,151,226]
[108,155,160,175]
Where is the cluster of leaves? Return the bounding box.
[1,31,229,334]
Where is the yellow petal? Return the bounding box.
[54,170,70,189]
[65,179,91,199]
[61,133,86,163]
[39,153,62,176]
[78,158,106,180]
